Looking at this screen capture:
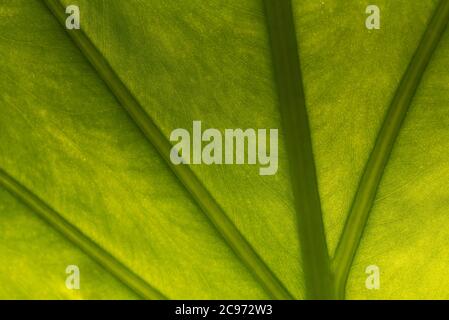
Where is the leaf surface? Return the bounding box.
[1,0,448,299]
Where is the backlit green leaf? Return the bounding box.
[0,0,448,299]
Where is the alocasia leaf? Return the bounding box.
[0,0,448,299]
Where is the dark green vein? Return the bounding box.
[0,168,166,300]
[41,0,293,300]
[264,0,334,300]
[333,0,449,299]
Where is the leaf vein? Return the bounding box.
[333,0,449,299]
[264,0,334,300]
[0,168,167,300]
[41,0,293,300]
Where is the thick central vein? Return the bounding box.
[41,0,293,300]
[264,0,334,300]
[333,0,449,299]
[0,168,166,300]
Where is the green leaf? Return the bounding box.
[1,0,449,299]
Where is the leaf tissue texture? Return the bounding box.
[1,0,449,299]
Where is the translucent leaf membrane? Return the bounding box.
[292,0,438,255]
[0,189,137,299]
[0,0,268,299]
